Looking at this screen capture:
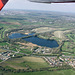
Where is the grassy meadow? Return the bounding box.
[0,56,49,69]
[4,69,75,75]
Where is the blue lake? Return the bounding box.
[8,33,28,39]
[9,33,59,48]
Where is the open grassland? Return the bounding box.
[54,31,65,39]
[32,27,56,33]
[0,49,6,53]
[0,56,49,69]
[0,22,21,40]
[62,42,75,56]
[0,42,9,46]
[3,69,75,75]
[67,34,75,42]
[20,49,32,54]
[61,32,75,56]
[0,59,2,62]
[62,42,75,51]
[53,30,71,39]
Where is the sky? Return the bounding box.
[3,0,75,13]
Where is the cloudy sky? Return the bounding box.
[3,0,75,12]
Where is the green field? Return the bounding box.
[67,34,75,42]
[62,42,75,51]
[0,56,49,69]
[3,69,75,75]
[0,59,2,62]
[20,49,32,54]
[62,42,75,55]
[0,42,9,46]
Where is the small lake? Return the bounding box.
[8,33,28,39]
[9,33,59,48]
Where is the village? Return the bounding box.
[0,49,75,69]
[0,51,11,61]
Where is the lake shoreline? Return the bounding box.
[8,33,59,48]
